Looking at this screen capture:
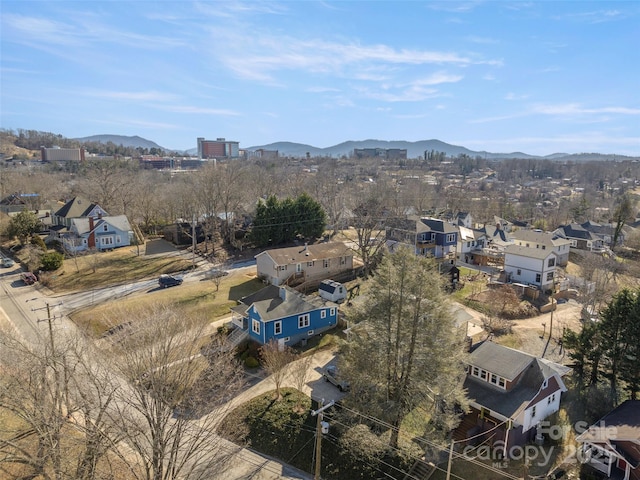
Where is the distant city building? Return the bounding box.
[247,149,279,160]
[353,148,407,160]
[197,137,240,159]
[41,146,85,163]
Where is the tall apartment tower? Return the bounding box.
[197,137,240,160]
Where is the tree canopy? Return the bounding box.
[5,210,42,244]
[341,247,468,449]
[250,193,326,247]
[564,287,640,404]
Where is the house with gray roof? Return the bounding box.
[576,400,640,480]
[386,216,458,262]
[554,223,606,252]
[255,242,354,288]
[454,341,569,454]
[230,284,339,347]
[503,244,558,291]
[62,215,133,252]
[511,229,572,266]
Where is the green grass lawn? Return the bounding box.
[41,247,192,293]
[71,274,264,337]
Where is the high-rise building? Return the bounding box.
[41,146,85,163]
[197,137,240,159]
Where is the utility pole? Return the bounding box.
[311,399,334,480]
[445,440,454,480]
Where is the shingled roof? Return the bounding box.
[255,242,351,266]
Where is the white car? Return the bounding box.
[1,258,15,268]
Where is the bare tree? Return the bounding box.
[289,353,314,394]
[0,322,125,480]
[259,339,297,400]
[106,303,245,480]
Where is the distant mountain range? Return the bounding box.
[74,134,165,150]
[74,134,633,161]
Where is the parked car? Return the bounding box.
[1,257,15,267]
[322,365,350,392]
[159,274,183,288]
[21,272,38,285]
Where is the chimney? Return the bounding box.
[279,286,287,301]
[88,217,96,248]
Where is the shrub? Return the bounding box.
[244,356,259,368]
[30,235,47,251]
[40,251,64,271]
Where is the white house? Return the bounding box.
[503,244,558,291]
[510,229,572,267]
[454,341,569,454]
[63,215,134,252]
[576,400,640,480]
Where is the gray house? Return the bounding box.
[63,215,134,252]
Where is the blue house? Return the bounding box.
[386,216,458,261]
[230,285,339,347]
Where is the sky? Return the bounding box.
[1,1,639,156]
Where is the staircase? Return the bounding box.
[403,458,436,480]
[225,327,249,350]
[452,415,481,443]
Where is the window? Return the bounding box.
[298,314,310,328]
[323,259,330,268]
[340,256,346,265]
[547,272,554,281]
[517,269,521,276]
[283,336,290,343]
[330,307,336,316]
[430,233,436,241]
[296,263,302,273]
[480,369,487,380]
[446,233,455,243]
[548,258,555,267]
[274,321,282,335]
[542,245,546,250]
[536,273,541,283]
[472,366,479,377]
[321,310,326,319]
[490,374,498,385]
[307,330,314,336]
[252,319,260,334]
[278,265,288,272]
[101,237,113,246]
[103,224,108,232]
[531,405,536,418]
[307,261,314,267]
[498,377,506,388]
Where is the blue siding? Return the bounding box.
[246,306,338,346]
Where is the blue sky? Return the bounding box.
[1,1,639,155]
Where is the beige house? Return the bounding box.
[255,242,354,288]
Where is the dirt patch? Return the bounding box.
[495,300,583,365]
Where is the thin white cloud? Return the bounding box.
[532,104,640,115]
[552,9,626,24]
[505,92,529,101]
[211,30,501,84]
[82,90,179,102]
[164,106,241,116]
[466,35,499,45]
[306,86,341,93]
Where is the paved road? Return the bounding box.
[0,257,326,480]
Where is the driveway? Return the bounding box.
[145,238,179,256]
